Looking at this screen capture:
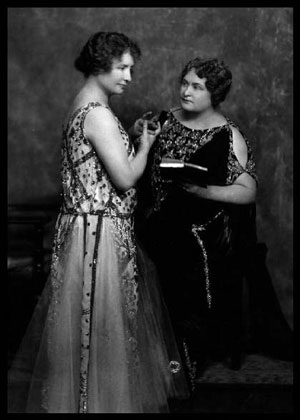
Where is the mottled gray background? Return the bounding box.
[8,7,293,327]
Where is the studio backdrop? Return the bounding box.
[8,7,293,327]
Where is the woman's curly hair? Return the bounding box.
[180,57,232,107]
[74,32,141,77]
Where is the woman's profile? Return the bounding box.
[8,31,189,413]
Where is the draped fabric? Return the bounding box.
[8,103,189,413]
[139,108,292,388]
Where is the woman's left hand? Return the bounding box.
[179,174,256,204]
[178,181,209,198]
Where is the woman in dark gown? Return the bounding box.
[133,57,293,390]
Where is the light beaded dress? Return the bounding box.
[8,102,189,413]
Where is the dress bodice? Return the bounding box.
[60,102,137,216]
[150,108,257,224]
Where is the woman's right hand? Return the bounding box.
[130,111,159,137]
[138,119,161,151]
[84,106,160,192]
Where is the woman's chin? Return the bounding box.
[180,101,193,110]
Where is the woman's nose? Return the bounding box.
[124,68,132,82]
[184,85,192,96]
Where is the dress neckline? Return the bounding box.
[170,108,230,132]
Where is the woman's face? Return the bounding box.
[97,51,135,96]
[180,68,212,112]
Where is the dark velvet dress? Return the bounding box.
[137,108,293,389]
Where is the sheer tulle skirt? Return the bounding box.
[8,213,189,413]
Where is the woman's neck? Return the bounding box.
[179,107,226,130]
[77,77,110,106]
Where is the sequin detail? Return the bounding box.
[182,339,197,392]
[42,102,141,412]
[169,360,181,374]
[225,120,258,185]
[79,216,102,414]
[151,109,257,211]
[151,112,214,211]
[47,214,76,331]
[111,216,140,375]
[191,211,224,308]
[41,213,76,411]
[61,102,137,216]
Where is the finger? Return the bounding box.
[147,121,158,130]
[143,119,148,134]
[142,111,153,120]
[136,119,144,129]
[177,181,190,189]
[182,181,193,187]
[154,121,161,134]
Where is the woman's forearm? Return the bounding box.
[197,183,256,204]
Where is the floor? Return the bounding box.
[165,350,294,413]
[8,265,294,414]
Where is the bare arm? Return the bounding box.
[180,126,257,204]
[84,107,160,192]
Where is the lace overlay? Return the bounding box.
[61,102,137,216]
[8,102,189,414]
[42,213,76,411]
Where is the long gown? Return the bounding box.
[137,108,293,388]
[7,102,189,413]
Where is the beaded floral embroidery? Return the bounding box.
[150,109,257,312]
[151,109,257,211]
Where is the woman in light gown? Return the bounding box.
[8,31,189,413]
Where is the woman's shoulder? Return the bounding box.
[226,118,251,148]
[81,102,113,119]
[64,101,112,129]
[225,117,244,133]
[230,126,248,157]
[84,103,118,133]
[227,119,256,168]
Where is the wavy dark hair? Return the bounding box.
[74,32,141,77]
[180,57,232,107]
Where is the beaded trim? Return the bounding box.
[61,208,133,219]
[78,216,102,413]
[191,210,224,308]
[182,339,197,392]
[151,110,257,212]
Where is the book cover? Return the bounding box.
[159,158,208,186]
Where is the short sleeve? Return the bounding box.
[226,124,258,185]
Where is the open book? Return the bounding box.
[159,157,208,186]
